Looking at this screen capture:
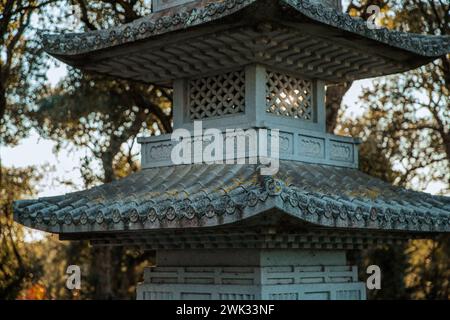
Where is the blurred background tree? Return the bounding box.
[30,0,171,299]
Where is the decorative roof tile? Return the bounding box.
[14,161,450,235]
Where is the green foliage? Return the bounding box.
[34,69,172,183]
[1,1,64,299]
[350,244,410,300]
[0,0,64,146]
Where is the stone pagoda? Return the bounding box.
[14,0,450,300]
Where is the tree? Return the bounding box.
[35,70,172,184]
[338,0,449,188]
[0,0,61,145]
[2,0,448,299]
[31,1,171,299]
[405,236,450,300]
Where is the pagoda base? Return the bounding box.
[137,249,366,300]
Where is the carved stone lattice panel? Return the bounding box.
[266,71,313,121]
[189,70,245,120]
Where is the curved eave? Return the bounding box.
[13,162,450,237]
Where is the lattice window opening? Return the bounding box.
[188,71,245,120]
[266,71,313,121]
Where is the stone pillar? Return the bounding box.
[137,249,366,300]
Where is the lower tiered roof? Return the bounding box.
[14,161,450,237]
